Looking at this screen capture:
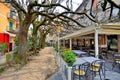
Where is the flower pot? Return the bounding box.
[67,63,73,67]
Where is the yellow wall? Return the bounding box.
[0,2,16,33]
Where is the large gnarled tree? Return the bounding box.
[6,0,120,64]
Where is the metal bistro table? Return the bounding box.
[72,58,88,80]
[74,58,87,65]
[81,57,106,80]
[81,57,101,63]
[72,50,88,57]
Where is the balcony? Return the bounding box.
[7,12,16,22]
[0,0,5,2]
[6,26,14,32]
[6,25,18,34]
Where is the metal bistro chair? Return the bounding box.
[100,48,108,59]
[89,60,104,80]
[88,50,95,57]
[112,53,120,72]
[72,62,90,80]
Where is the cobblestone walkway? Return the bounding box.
[0,47,58,80]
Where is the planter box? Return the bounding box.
[0,55,6,65]
[0,52,13,65]
[67,63,73,67]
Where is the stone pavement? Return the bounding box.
[47,71,65,80]
[0,47,58,80]
[94,70,120,80]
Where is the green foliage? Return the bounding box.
[36,42,41,50]
[13,47,18,59]
[14,55,23,64]
[63,50,76,63]
[6,53,13,62]
[0,43,7,52]
[27,37,34,51]
[14,37,19,46]
[45,42,50,47]
[59,48,65,57]
[0,66,5,73]
[13,37,18,56]
[53,44,58,52]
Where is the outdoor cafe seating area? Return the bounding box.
[71,48,105,80]
[59,45,120,80]
[59,32,120,80]
[73,48,120,80]
[72,56,105,80]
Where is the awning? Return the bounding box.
[4,31,16,37]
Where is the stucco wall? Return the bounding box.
[0,2,10,32]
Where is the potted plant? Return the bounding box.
[64,50,76,67]
[0,43,7,55]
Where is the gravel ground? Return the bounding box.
[0,47,58,80]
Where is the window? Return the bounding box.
[10,10,13,18]
[107,35,118,51]
[9,22,13,31]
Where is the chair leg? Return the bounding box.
[101,67,105,79]
[92,71,94,80]
[119,64,120,73]
[106,53,108,59]
[112,62,115,70]
[73,74,74,80]
[94,72,96,77]
[99,71,102,80]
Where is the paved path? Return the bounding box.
[47,71,64,80]
[0,47,58,80]
[1,47,120,80]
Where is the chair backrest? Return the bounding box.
[72,62,90,75]
[114,55,120,61]
[112,51,118,57]
[98,54,104,60]
[91,60,104,71]
[112,52,120,59]
[114,56,120,59]
[80,62,90,73]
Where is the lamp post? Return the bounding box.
[57,26,61,52]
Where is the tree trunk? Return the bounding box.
[40,34,46,49]
[32,33,37,54]
[41,37,46,48]
[17,24,28,65]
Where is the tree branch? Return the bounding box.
[9,0,26,14]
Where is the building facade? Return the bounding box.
[59,0,120,53]
[0,1,17,51]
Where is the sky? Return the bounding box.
[56,0,83,12]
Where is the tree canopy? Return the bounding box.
[4,0,120,63]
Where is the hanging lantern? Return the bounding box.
[57,26,61,32]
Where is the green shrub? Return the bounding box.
[14,55,23,64]
[53,44,58,52]
[27,37,34,51]
[6,53,13,62]
[0,43,7,52]
[64,50,76,63]
[0,66,5,73]
[36,42,42,50]
[45,42,50,47]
